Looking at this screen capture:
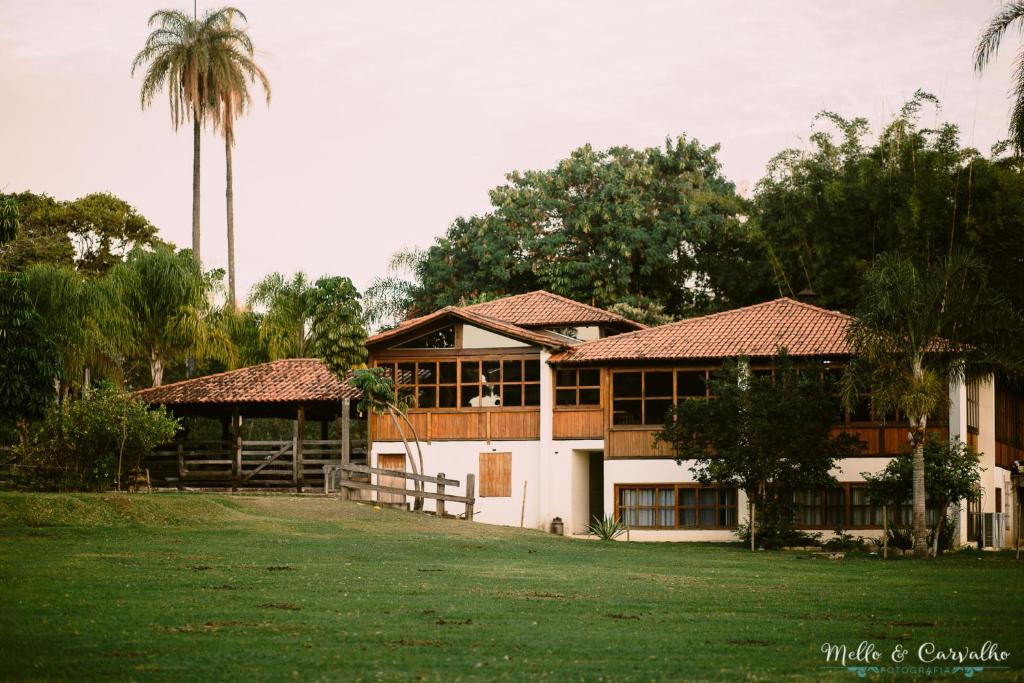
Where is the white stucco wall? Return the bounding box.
[461,324,529,349]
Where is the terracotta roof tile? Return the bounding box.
[365,305,582,349]
[553,298,853,364]
[135,359,360,405]
[462,290,644,329]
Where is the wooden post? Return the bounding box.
[294,406,305,493]
[520,480,527,527]
[232,410,242,492]
[340,398,350,501]
[883,504,889,560]
[176,442,185,491]
[465,473,475,521]
[436,472,446,518]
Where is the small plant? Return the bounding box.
[823,530,866,551]
[588,515,626,541]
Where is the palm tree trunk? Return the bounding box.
[396,411,427,511]
[225,135,237,310]
[386,407,419,507]
[911,413,929,558]
[151,351,164,388]
[191,112,202,265]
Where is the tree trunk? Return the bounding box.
[386,407,419,508]
[150,351,164,387]
[397,410,427,511]
[191,112,202,265]
[882,504,889,560]
[749,495,756,552]
[83,365,91,397]
[225,135,237,310]
[932,504,946,557]
[911,413,930,558]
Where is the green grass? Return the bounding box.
[1,493,1022,681]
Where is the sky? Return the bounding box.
[0,1,1017,296]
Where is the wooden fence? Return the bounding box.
[147,438,357,491]
[323,462,476,520]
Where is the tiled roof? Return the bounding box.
[462,290,644,329]
[135,359,360,405]
[552,298,853,364]
[365,305,584,350]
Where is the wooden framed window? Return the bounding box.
[378,361,458,408]
[611,369,717,426]
[555,368,601,407]
[849,485,879,527]
[615,484,738,529]
[479,452,512,497]
[460,359,540,408]
[966,380,980,433]
[793,488,845,529]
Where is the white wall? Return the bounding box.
[461,324,530,349]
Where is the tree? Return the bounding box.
[409,138,767,318]
[0,196,19,246]
[658,355,862,550]
[248,272,368,374]
[363,247,425,331]
[0,191,161,274]
[843,251,1021,558]
[106,246,234,387]
[132,7,248,265]
[975,2,1024,154]
[751,92,1024,314]
[0,273,60,431]
[21,264,118,398]
[205,9,271,309]
[349,367,425,510]
[863,436,982,556]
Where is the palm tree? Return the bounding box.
[843,252,1020,558]
[248,272,314,358]
[131,7,247,266]
[975,2,1024,153]
[349,367,425,510]
[205,11,270,310]
[363,247,425,331]
[107,246,234,386]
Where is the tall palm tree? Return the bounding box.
[131,7,247,266]
[975,2,1024,153]
[248,272,314,358]
[843,252,1020,558]
[205,12,270,310]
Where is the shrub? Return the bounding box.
[14,385,179,491]
[588,516,627,541]
[736,522,821,549]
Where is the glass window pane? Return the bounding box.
[658,508,674,527]
[699,508,716,527]
[638,508,655,527]
[613,372,642,398]
[622,508,638,527]
[679,488,696,507]
[479,384,501,407]
[646,371,673,397]
[677,371,706,398]
[483,361,501,383]
[504,360,523,382]
[461,361,479,383]
[503,384,523,407]
[579,369,600,387]
[643,399,673,425]
[612,399,642,425]
[524,361,540,382]
[638,488,655,506]
[658,488,674,506]
[556,389,577,406]
[439,362,457,384]
[719,488,736,506]
[416,386,436,409]
[579,388,600,405]
[461,384,481,407]
[438,386,457,408]
[397,363,416,385]
[698,488,716,507]
[720,507,737,527]
[418,362,436,383]
[619,488,636,506]
[555,369,576,387]
[524,384,540,407]
[679,509,697,527]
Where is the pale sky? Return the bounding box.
[0,1,1017,296]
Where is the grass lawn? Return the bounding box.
[1,493,1022,682]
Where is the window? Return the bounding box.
[479,452,512,497]
[378,361,458,408]
[850,485,878,527]
[460,359,540,408]
[395,325,455,349]
[615,484,738,529]
[967,380,980,433]
[612,371,674,426]
[793,488,845,528]
[555,368,601,406]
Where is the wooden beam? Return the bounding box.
[465,473,475,521]
[231,409,242,492]
[340,398,350,501]
[294,406,305,493]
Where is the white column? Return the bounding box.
[948,377,969,544]
[538,349,554,530]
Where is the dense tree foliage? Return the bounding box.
[751,92,1024,314]
[407,138,768,318]
[0,274,61,427]
[659,355,862,549]
[0,191,160,274]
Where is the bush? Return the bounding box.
[13,386,179,491]
[736,521,821,550]
[588,516,627,541]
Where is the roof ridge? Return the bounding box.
[460,289,642,327]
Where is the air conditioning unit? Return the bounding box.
[981,512,1006,549]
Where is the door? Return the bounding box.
[588,452,605,524]
[378,454,406,506]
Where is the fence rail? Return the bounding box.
[323,462,475,520]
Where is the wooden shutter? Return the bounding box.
[479,452,512,497]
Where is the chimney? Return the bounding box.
[796,288,818,304]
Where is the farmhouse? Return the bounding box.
[366,290,1023,545]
